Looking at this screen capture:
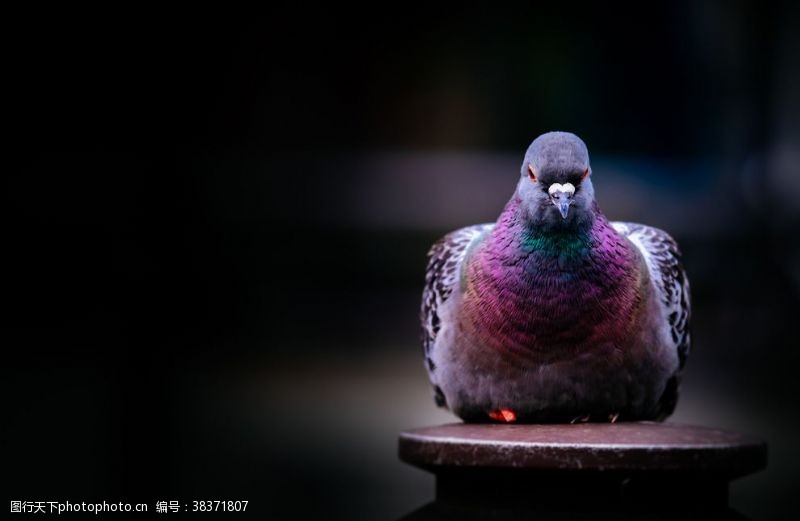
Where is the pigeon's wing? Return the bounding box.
[612,222,691,416]
[421,224,493,406]
[611,222,691,365]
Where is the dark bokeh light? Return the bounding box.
[5,3,800,520]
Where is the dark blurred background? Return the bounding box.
[5,2,800,519]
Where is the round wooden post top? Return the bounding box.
[399,422,766,478]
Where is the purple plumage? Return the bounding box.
[421,132,690,423]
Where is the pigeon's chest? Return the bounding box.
[459,240,645,363]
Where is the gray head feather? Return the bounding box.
[515,131,596,228]
[520,131,591,178]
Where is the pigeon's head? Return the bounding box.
[516,131,595,228]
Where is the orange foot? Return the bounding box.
[488,408,517,423]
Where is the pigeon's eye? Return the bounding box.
[527,164,538,182]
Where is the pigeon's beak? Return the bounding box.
[550,192,573,219]
[548,183,576,220]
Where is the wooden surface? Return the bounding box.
[398,423,767,519]
[399,422,766,477]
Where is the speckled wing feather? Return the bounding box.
[612,222,691,364]
[421,224,493,405]
[612,221,691,416]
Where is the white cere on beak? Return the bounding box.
[548,182,575,195]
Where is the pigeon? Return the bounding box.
[421,132,690,423]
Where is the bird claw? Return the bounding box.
[488,408,517,423]
[608,413,620,423]
[570,414,591,424]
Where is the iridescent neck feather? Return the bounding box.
[460,196,646,364]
